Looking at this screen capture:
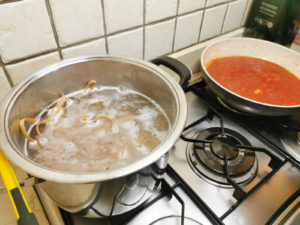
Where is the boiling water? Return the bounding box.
[25,86,170,172]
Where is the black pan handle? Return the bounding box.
[151,56,191,89]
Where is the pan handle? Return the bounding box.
[0,150,39,225]
[151,56,191,89]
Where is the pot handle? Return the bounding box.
[151,56,191,89]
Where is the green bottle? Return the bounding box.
[243,0,300,47]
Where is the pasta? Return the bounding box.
[121,138,142,156]
[19,79,170,172]
[20,118,37,142]
[36,118,54,139]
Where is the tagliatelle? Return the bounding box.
[36,118,54,139]
[92,116,117,128]
[21,95,69,141]
[20,118,37,142]
[84,79,96,93]
[121,137,142,156]
[20,81,170,173]
[49,96,68,116]
[82,114,90,121]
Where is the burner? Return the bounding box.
[211,136,239,160]
[187,128,258,187]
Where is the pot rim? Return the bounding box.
[200,37,300,109]
[0,55,187,183]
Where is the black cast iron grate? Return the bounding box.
[180,105,283,205]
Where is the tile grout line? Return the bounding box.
[145,5,214,28]
[61,36,105,50]
[191,26,244,51]
[220,2,231,35]
[44,0,63,59]
[0,0,233,66]
[3,34,107,66]
[0,57,14,87]
[172,26,241,55]
[142,0,146,60]
[0,0,22,5]
[144,4,213,28]
[204,0,231,10]
[172,0,180,52]
[1,8,208,66]
[101,0,109,54]
[178,5,207,17]
[240,0,251,27]
[198,0,208,42]
[102,24,144,38]
[147,17,176,27]
[3,49,61,66]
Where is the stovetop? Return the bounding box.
[65,81,300,225]
[168,83,300,224]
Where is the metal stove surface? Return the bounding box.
[168,90,300,224]
[69,171,212,225]
[67,86,300,225]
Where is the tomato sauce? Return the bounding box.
[206,56,300,106]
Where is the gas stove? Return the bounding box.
[54,80,300,225]
[167,82,300,225]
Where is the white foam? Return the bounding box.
[25,86,170,172]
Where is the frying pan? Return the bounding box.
[200,38,300,116]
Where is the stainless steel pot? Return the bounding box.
[201,38,300,116]
[0,56,190,217]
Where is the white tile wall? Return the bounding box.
[6,52,60,85]
[104,0,143,34]
[222,0,248,33]
[145,19,176,60]
[199,4,228,41]
[146,0,177,23]
[206,0,228,7]
[108,28,143,59]
[174,11,203,51]
[62,39,106,58]
[0,0,56,63]
[0,0,251,91]
[178,0,205,14]
[49,0,104,47]
[242,0,254,26]
[0,67,11,100]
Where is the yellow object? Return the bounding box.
[84,79,97,93]
[92,116,116,126]
[0,150,32,218]
[49,96,67,116]
[254,89,262,94]
[82,114,90,121]
[19,118,37,142]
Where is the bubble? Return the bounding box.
[25,86,170,172]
